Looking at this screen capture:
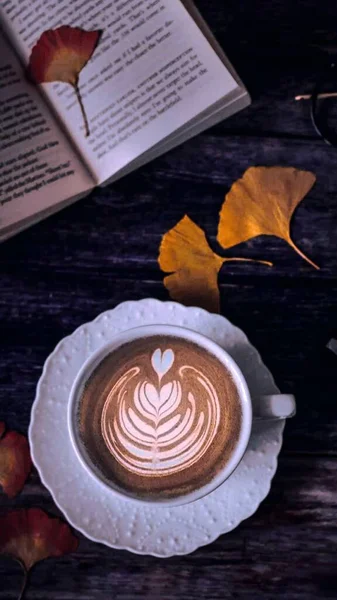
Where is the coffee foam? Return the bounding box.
[78,336,242,499]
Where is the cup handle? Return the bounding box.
[252,394,296,420]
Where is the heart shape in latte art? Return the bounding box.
[151,348,174,380]
[101,348,221,477]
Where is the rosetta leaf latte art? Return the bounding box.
[101,347,220,477]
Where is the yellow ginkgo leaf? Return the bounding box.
[159,215,271,313]
[217,166,318,269]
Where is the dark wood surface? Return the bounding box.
[1,0,337,598]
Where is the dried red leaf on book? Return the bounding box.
[0,423,32,498]
[28,26,101,86]
[28,26,102,136]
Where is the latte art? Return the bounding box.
[101,350,220,477]
[78,336,242,499]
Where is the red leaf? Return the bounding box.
[0,508,78,572]
[28,26,102,86]
[28,26,102,137]
[0,425,32,498]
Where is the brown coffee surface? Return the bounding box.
[77,336,242,499]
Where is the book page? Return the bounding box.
[0,0,240,183]
[0,31,93,237]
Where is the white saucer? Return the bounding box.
[29,300,284,558]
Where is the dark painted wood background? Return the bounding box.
[1,0,337,598]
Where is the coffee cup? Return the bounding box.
[68,324,295,507]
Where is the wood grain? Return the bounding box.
[1,0,337,598]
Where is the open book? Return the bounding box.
[0,0,250,242]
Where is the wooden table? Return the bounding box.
[1,1,336,598]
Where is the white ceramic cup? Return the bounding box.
[68,324,295,507]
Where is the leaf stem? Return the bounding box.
[287,238,320,270]
[224,257,273,267]
[74,83,90,137]
[18,569,29,600]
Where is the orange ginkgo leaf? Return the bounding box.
[28,26,102,136]
[0,509,78,598]
[0,423,32,498]
[217,166,319,269]
[159,215,271,313]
